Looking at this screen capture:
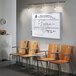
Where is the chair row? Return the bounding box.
[9,40,73,76]
[9,40,39,66]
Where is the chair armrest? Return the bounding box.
[64,54,71,56]
[39,50,48,53]
[51,52,60,54]
[33,53,47,58]
[18,47,29,50]
[30,49,37,51]
[12,46,19,48]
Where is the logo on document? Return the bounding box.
[35,15,37,18]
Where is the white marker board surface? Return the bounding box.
[32,13,61,39]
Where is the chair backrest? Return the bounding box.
[18,40,28,54]
[28,41,38,54]
[60,45,72,61]
[48,44,58,59]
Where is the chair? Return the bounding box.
[9,40,28,63]
[37,44,58,74]
[20,41,39,68]
[51,45,73,76]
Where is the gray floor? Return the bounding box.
[0,61,75,76]
[0,61,33,76]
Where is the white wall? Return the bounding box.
[0,0,2,18]
[0,0,3,60]
[2,0,16,46]
[17,0,76,74]
[0,0,3,25]
[0,0,16,60]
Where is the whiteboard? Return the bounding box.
[32,13,61,39]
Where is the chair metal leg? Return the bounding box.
[46,62,48,74]
[40,61,43,71]
[26,58,28,69]
[28,58,31,69]
[16,56,18,63]
[69,62,74,76]
[21,57,23,66]
[37,60,39,73]
[34,60,36,65]
[57,64,61,76]
[9,55,11,66]
[34,60,36,69]
[47,62,50,74]
[19,56,20,63]
[25,58,30,70]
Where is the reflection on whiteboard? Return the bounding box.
[32,13,61,39]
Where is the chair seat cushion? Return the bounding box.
[51,60,69,64]
[38,58,55,61]
[20,54,32,58]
